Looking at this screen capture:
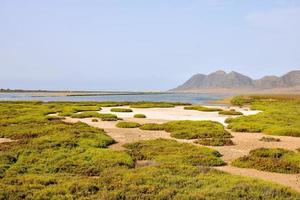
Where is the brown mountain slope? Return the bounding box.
[171,70,300,93]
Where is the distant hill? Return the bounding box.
[171,70,300,93]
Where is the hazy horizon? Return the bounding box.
[1,0,300,91]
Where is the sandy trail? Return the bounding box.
[0,138,14,144]
[60,106,300,192]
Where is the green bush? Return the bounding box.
[71,112,118,120]
[226,96,300,136]
[139,120,232,145]
[130,102,190,108]
[194,138,234,146]
[259,137,280,142]
[134,114,146,118]
[184,105,223,112]
[91,118,98,122]
[110,108,133,112]
[219,109,243,115]
[232,148,300,174]
[163,120,231,139]
[139,123,164,131]
[124,139,224,166]
[116,122,141,128]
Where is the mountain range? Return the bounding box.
[171,70,300,93]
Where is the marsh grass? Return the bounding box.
[116,122,141,128]
[124,139,224,166]
[139,123,165,130]
[134,114,146,118]
[194,138,234,146]
[139,120,233,146]
[227,95,300,137]
[232,148,300,174]
[0,101,299,199]
[219,109,243,115]
[110,108,133,112]
[130,101,190,108]
[259,137,281,142]
[71,111,118,121]
[184,105,223,112]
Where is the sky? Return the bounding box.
[0,0,300,91]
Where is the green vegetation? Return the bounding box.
[124,139,224,166]
[110,108,133,112]
[232,148,300,174]
[184,105,223,112]
[139,120,233,146]
[91,118,98,122]
[194,137,234,146]
[133,114,146,118]
[141,120,231,138]
[226,95,300,137]
[260,137,281,142]
[0,101,299,199]
[71,111,118,121]
[116,121,141,128]
[139,123,165,130]
[130,101,190,108]
[219,109,243,115]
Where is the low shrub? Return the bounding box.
[232,148,300,174]
[139,120,232,146]
[163,120,231,139]
[71,112,118,120]
[134,114,146,118]
[219,109,243,115]
[139,123,164,131]
[116,122,141,128]
[259,137,280,142]
[91,119,98,122]
[194,138,234,146]
[130,102,190,108]
[226,95,300,137]
[184,105,223,112]
[124,139,224,166]
[110,108,133,112]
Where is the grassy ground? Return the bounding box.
[226,95,300,137]
[232,148,300,174]
[0,101,299,199]
[184,105,223,112]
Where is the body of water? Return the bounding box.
[0,93,232,104]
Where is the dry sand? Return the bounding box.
[99,106,259,125]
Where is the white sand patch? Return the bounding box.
[99,106,260,125]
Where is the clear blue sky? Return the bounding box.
[1,0,300,91]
